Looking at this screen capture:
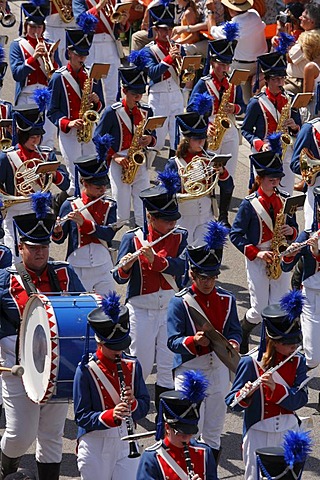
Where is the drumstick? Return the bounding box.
[0,365,24,377]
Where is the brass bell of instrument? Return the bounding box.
[300,148,320,186]
[14,158,53,197]
[0,9,16,28]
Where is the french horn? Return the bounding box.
[177,154,219,202]
[14,159,53,197]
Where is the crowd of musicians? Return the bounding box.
[0,0,320,479]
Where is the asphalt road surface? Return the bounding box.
[1,5,320,478]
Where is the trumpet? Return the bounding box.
[0,1,16,27]
[35,33,57,80]
[166,36,183,75]
[115,356,140,459]
[105,0,126,23]
[230,346,302,408]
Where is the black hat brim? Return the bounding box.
[99,335,131,351]
[169,422,199,435]
[152,211,181,221]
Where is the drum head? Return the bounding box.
[20,294,59,404]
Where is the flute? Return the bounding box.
[110,225,180,273]
[115,355,140,459]
[182,442,195,480]
[55,194,106,227]
[280,230,320,258]
[230,345,302,408]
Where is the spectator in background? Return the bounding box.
[285,3,320,94]
[301,30,320,120]
[209,0,267,104]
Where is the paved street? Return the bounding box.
[1,4,320,477]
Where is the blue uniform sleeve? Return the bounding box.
[280,231,309,273]
[276,354,308,412]
[143,47,171,82]
[241,97,265,148]
[47,73,67,127]
[136,449,164,479]
[235,84,246,115]
[132,359,150,422]
[167,295,194,355]
[94,107,121,153]
[9,41,33,84]
[66,265,86,292]
[225,356,259,412]
[187,79,208,111]
[229,198,256,255]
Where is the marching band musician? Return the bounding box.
[0,203,85,480]
[73,291,150,480]
[0,44,12,150]
[167,221,241,463]
[229,145,299,354]
[0,104,69,260]
[113,180,188,415]
[47,27,104,196]
[72,0,130,108]
[94,61,156,228]
[136,370,218,480]
[165,97,233,241]
[226,290,308,480]
[281,187,320,369]
[52,151,117,295]
[9,1,60,149]
[241,34,301,196]
[188,25,245,228]
[141,1,184,157]
[290,117,320,231]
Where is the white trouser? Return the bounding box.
[77,429,139,480]
[3,202,34,262]
[301,279,320,368]
[0,336,68,461]
[17,88,57,149]
[178,196,213,242]
[175,353,229,450]
[44,13,76,66]
[148,88,184,152]
[210,120,239,179]
[127,296,174,389]
[305,176,320,231]
[280,145,295,196]
[243,415,298,480]
[109,160,150,227]
[59,129,96,195]
[71,262,115,295]
[86,33,121,108]
[245,254,291,325]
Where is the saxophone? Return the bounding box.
[266,203,288,280]
[276,90,292,157]
[121,118,146,184]
[77,77,100,144]
[207,83,232,151]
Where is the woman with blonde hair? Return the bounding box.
[300,30,320,119]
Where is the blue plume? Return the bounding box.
[204,220,229,250]
[160,0,170,6]
[192,93,213,116]
[30,0,46,5]
[276,32,295,55]
[101,291,121,323]
[128,50,151,71]
[31,192,52,219]
[180,370,209,403]
[158,167,181,195]
[280,290,305,322]
[267,132,282,155]
[76,12,98,34]
[93,134,113,163]
[0,45,5,63]
[33,87,51,112]
[283,430,312,468]
[222,21,239,42]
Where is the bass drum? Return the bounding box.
[19,293,101,404]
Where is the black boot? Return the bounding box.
[218,189,234,229]
[52,191,68,218]
[169,149,176,159]
[0,452,21,480]
[291,257,304,291]
[211,447,222,465]
[37,461,61,480]
[240,315,256,355]
[154,384,172,427]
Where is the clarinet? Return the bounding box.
[115,355,140,458]
[182,442,195,479]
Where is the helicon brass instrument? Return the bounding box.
[0,1,16,27]
[77,77,100,143]
[276,89,292,157]
[115,356,140,459]
[207,82,232,151]
[121,118,146,184]
[299,147,320,186]
[266,203,288,280]
[14,158,53,197]
[177,153,219,202]
[35,33,58,80]
[51,0,73,23]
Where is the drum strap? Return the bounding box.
[15,262,37,296]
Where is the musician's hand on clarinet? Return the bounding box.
[122,385,136,405]
[256,250,273,264]
[140,245,154,264]
[194,331,210,347]
[113,401,131,422]
[139,135,152,147]
[261,371,276,393]
[68,119,84,130]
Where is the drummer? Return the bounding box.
[0,201,85,480]
[167,220,242,464]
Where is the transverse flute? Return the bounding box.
[55,194,106,227]
[110,225,180,273]
[230,346,302,408]
[280,230,320,258]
